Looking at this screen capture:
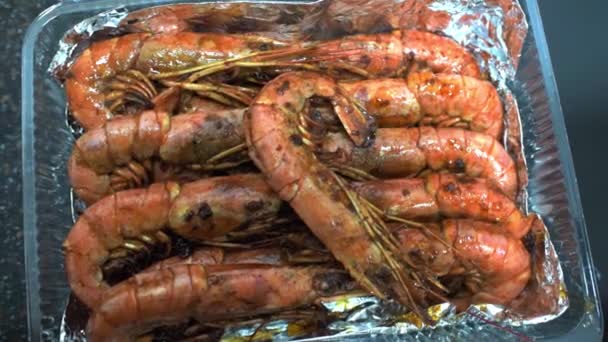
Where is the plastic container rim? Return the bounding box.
[20,0,602,340]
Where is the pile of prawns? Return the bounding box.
[61,23,536,341]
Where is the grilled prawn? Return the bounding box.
[322,126,517,198]
[246,70,444,317]
[396,219,531,310]
[86,218,531,341]
[63,174,282,309]
[64,30,481,130]
[65,171,531,311]
[70,72,508,205]
[64,32,286,130]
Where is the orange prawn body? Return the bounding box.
[65,170,531,312]
[70,72,506,205]
[65,32,285,130]
[397,219,531,309]
[340,72,503,138]
[405,71,503,139]
[68,109,246,204]
[309,30,482,78]
[86,218,532,341]
[64,30,482,130]
[353,173,532,238]
[246,71,437,314]
[321,126,518,198]
[86,264,353,342]
[86,246,354,341]
[63,174,281,309]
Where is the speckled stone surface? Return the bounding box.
[0,1,54,340]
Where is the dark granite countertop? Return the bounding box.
[0,0,606,340]
[1,1,55,340]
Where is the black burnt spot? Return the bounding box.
[453,158,466,172]
[408,248,423,262]
[207,115,236,139]
[284,101,295,112]
[289,134,304,146]
[415,62,430,75]
[245,200,265,213]
[359,54,372,67]
[197,202,213,220]
[313,271,355,295]
[444,182,458,193]
[364,266,393,295]
[258,43,271,51]
[277,80,290,95]
[311,108,322,121]
[183,210,195,222]
[330,188,343,204]
[172,234,194,258]
[401,189,411,197]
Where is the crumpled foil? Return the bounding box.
[51,1,568,341]
[49,8,130,80]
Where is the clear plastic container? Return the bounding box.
[21,0,603,341]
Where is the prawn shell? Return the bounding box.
[321,127,518,198]
[86,265,353,341]
[443,219,531,308]
[159,109,245,163]
[395,219,531,309]
[406,71,503,139]
[352,173,532,238]
[340,78,422,127]
[64,175,280,310]
[168,174,281,241]
[63,182,177,309]
[247,71,419,307]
